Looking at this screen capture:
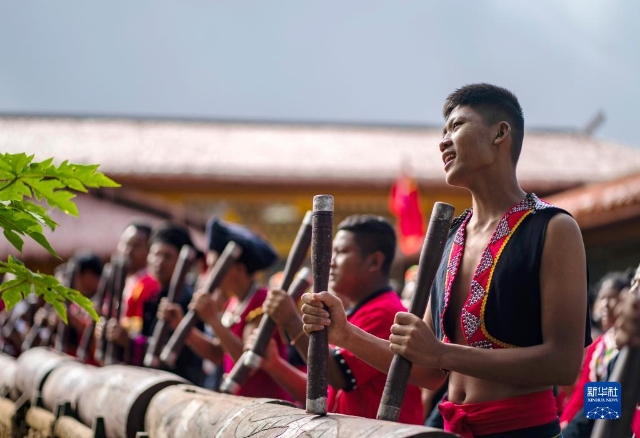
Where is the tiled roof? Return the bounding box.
[0,194,206,261]
[546,172,640,229]
[2,116,640,190]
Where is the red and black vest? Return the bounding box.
[430,193,592,349]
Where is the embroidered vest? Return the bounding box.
[430,193,591,349]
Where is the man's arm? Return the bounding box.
[192,290,246,363]
[390,213,588,386]
[246,332,307,404]
[185,328,224,365]
[157,298,225,364]
[301,292,447,390]
[265,289,347,389]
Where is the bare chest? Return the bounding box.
[445,232,493,343]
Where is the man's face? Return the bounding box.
[594,279,625,330]
[73,271,100,298]
[329,230,369,298]
[117,226,149,273]
[206,250,239,298]
[439,105,498,187]
[147,242,179,287]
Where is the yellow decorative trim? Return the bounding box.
[479,210,533,348]
[245,307,264,323]
[441,239,457,343]
[444,239,456,294]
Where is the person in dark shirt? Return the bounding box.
[158,217,288,398]
[124,222,204,385]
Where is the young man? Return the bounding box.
[560,271,630,429]
[615,263,640,437]
[254,215,423,423]
[102,222,160,348]
[562,265,639,438]
[101,222,205,384]
[65,252,103,351]
[616,264,640,348]
[158,217,288,399]
[42,252,103,355]
[302,84,591,437]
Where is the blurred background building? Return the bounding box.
[1,1,639,285]
[2,116,639,282]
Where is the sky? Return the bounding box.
[0,1,638,147]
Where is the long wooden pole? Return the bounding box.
[160,241,243,368]
[95,254,119,364]
[220,212,313,393]
[144,245,196,368]
[76,263,113,361]
[221,267,313,393]
[54,261,79,353]
[306,195,333,415]
[377,202,455,422]
[104,256,128,365]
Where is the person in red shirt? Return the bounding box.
[613,264,640,437]
[45,252,103,356]
[560,271,630,429]
[251,214,424,424]
[563,264,640,437]
[159,217,289,399]
[97,222,161,360]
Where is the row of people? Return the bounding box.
[3,83,640,436]
[560,268,637,437]
[1,212,426,422]
[153,214,424,421]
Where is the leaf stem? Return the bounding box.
[0,177,17,193]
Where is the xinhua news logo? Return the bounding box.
[584,382,622,420]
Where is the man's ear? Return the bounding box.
[367,251,385,273]
[234,261,249,276]
[493,121,511,145]
[224,261,242,280]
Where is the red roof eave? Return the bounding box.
[546,172,640,229]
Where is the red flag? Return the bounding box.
[389,176,425,256]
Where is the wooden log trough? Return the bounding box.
[76,366,186,438]
[11,347,78,438]
[3,348,458,437]
[7,348,98,438]
[145,385,456,438]
[0,352,18,402]
[14,348,76,406]
[0,352,18,438]
[41,361,97,416]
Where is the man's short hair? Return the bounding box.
[128,222,152,240]
[71,251,103,277]
[443,83,525,164]
[337,215,396,276]
[149,222,194,252]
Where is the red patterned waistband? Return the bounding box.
[438,390,558,438]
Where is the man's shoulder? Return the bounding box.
[249,286,269,306]
[349,292,403,339]
[132,274,161,299]
[136,272,160,287]
[351,291,404,322]
[542,210,582,245]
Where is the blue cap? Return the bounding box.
[206,217,277,273]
